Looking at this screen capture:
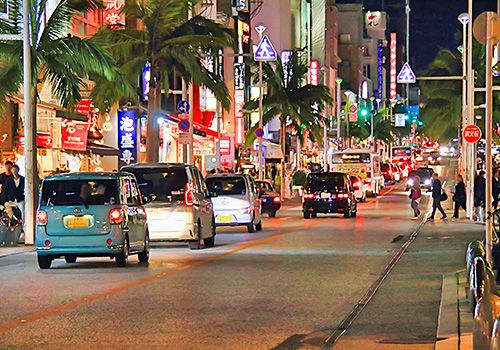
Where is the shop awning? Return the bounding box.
[87,142,119,156]
[56,109,88,122]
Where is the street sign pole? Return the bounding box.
[256,26,266,180]
[467,0,474,219]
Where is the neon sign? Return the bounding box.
[390,33,397,102]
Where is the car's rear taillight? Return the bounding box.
[37,210,48,226]
[273,196,281,203]
[303,193,315,199]
[240,206,252,214]
[338,193,349,199]
[109,209,123,224]
[184,183,194,207]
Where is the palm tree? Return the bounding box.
[94,0,235,162]
[0,0,128,118]
[243,50,332,172]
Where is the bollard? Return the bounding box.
[470,257,498,314]
[473,294,500,350]
[490,316,500,350]
[468,241,487,273]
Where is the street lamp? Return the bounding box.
[336,78,342,150]
[255,24,266,180]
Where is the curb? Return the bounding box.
[435,271,473,350]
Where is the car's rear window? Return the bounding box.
[41,180,119,206]
[306,173,345,192]
[257,181,273,192]
[123,167,188,202]
[206,177,247,195]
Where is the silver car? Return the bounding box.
[122,163,215,250]
[205,174,262,233]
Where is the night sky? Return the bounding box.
[361,0,498,72]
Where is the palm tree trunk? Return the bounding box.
[146,67,159,163]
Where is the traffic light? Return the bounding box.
[359,107,369,118]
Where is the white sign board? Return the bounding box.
[179,132,189,144]
[395,113,406,127]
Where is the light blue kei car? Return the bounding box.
[36,172,150,269]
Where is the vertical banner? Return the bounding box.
[309,60,319,85]
[118,111,138,168]
[234,90,245,145]
[390,33,397,101]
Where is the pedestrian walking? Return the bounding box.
[452,174,466,219]
[271,165,277,186]
[493,169,500,209]
[0,160,13,204]
[429,173,447,220]
[409,175,421,219]
[474,170,486,221]
[4,165,25,228]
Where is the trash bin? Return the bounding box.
[3,226,21,246]
[0,224,6,245]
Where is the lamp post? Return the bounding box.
[255,25,266,180]
[458,13,470,184]
[467,0,474,220]
[336,78,342,150]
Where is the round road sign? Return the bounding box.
[463,125,482,143]
[349,104,357,113]
[255,128,265,138]
[178,120,190,132]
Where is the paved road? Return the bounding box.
[0,179,443,349]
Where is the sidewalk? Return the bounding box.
[0,245,33,258]
[333,203,483,349]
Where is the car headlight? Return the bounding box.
[438,157,442,160]
[425,179,432,185]
[429,157,433,160]
[407,179,414,186]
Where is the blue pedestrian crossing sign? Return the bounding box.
[177,100,190,114]
[254,35,277,61]
[397,63,416,83]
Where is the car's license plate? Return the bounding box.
[219,215,232,222]
[320,193,330,199]
[67,216,90,228]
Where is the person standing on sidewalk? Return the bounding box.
[452,174,466,219]
[4,165,24,227]
[493,168,500,209]
[0,160,13,204]
[474,170,486,221]
[409,175,422,219]
[429,173,447,220]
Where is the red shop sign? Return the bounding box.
[61,122,90,151]
[463,125,481,143]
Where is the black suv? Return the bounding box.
[302,172,358,218]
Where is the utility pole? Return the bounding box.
[187,7,194,165]
[23,0,34,245]
[467,0,474,220]
[336,78,342,150]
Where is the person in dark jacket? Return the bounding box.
[0,160,13,204]
[429,173,447,220]
[474,170,486,209]
[4,165,25,225]
[493,169,500,209]
[452,174,466,219]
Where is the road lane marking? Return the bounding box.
[0,187,394,334]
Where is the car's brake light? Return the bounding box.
[303,193,315,199]
[109,209,123,224]
[273,196,281,203]
[37,210,48,226]
[338,193,349,199]
[240,206,252,214]
[184,183,193,207]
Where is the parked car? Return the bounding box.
[405,167,434,190]
[256,180,281,217]
[381,163,395,184]
[349,174,366,202]
[122,163,215,250]
[302,172,357,218]
[205,174,262,232]
[36,172,149,269]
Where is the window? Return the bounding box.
[306,174,345,192]
[41,180,119,206]
[124,167,188,202]
[205,177,247,196]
